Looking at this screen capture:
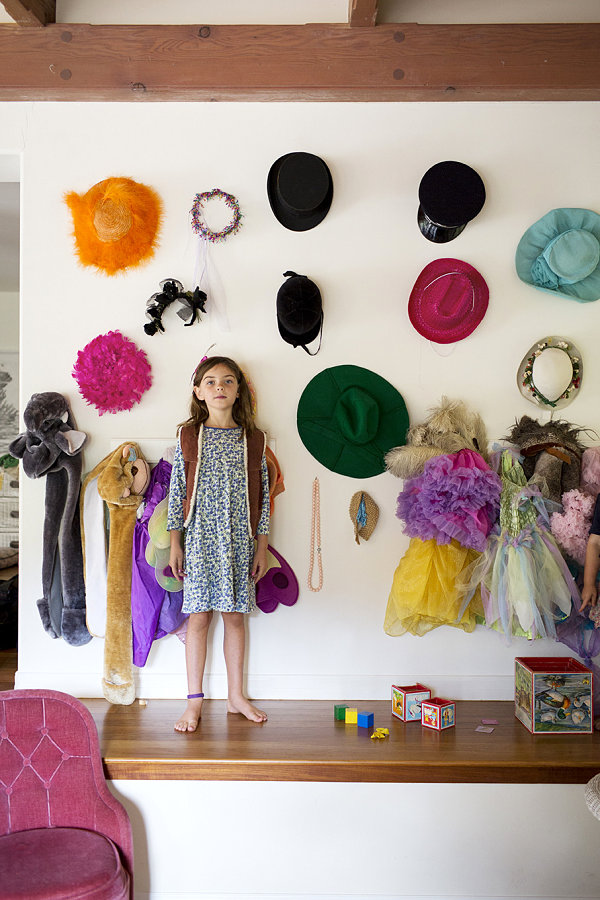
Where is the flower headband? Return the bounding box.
[190,189,242,244]
[517,336,583,410]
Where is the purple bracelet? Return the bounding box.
[187,692,204,699]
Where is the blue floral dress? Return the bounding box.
[167,426,270,614]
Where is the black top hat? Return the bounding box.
[267,152,333,232]
[277,271,323,355]
[418,161,486,243]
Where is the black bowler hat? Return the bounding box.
[267,152,333,232]
[418,161,486,243]
[277,271,323,355]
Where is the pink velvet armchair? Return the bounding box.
[0,689,133,899]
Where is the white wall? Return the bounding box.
[4,100,600,701]
[110,779,600,900]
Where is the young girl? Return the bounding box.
[168,355,270,732]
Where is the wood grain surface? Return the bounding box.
[83,699,600,783]
[0,23,597,101]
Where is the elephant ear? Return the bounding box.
[55,428,87,456]
[8,433,28,459]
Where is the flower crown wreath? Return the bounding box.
[520,337,582,409]
[190,189,243,244]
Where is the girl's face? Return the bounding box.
[194,363,239,413]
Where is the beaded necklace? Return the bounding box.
[307,477,323,592]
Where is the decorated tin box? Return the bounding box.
[421,697,455,730]
[391,683,431,721]
[515,656,593,734]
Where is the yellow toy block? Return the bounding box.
[345,707,358,724]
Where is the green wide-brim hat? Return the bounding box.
[297,365,409,478]
[515,208,600,303]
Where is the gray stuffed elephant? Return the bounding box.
[10,392,91,646]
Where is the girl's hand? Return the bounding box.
[169,530,185,582]
[581,583,598,611]
[251,542,268,583]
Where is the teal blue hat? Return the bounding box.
[297,365,409,478]
[515,208,600,303]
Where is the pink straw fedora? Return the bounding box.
[408,258,489,344]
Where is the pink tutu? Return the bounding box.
[396,449,501,552]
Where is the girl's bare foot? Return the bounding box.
[174,698,204,732]
[227,696,267,722]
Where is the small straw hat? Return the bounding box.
[349,491,379,544]
[408,258,489,344]
[64,176,163,276]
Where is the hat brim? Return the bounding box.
[277,311,323,349]
[515,208,600,303]
[297,365,409,478]
[408,258,489,344]
[267,153,333,232]
[255,545,299,613]
[417,206,466,243]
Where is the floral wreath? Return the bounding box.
[190,189,242,244]
[518,336,582,409]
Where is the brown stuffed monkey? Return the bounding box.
[94,442,149,704]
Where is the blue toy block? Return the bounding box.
[357,711,374,728]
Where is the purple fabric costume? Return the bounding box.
[396,449,502,552]
[131,458,187,667]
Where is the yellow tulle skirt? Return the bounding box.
[384,537,483,637]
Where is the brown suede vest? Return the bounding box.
[179,423,266,537]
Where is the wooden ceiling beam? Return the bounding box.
[0,0,55,26]
[348,0,378,27]
[0,22,597,101]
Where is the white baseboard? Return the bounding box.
[14,670,515,701]
[133,894,592,900]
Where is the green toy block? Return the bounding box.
[345,707,358,724]
[334,704,348,721]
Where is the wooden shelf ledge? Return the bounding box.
[84,699,600,784]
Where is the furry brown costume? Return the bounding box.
[385,396,489,480]
[85,442,149,705]
[506,416,587,505]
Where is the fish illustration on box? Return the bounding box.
[515,657,593,733]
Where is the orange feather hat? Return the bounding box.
[64,176,163,276]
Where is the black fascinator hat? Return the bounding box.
[277,271,323,355]
[418,161,486,243]
[267,152,333,232]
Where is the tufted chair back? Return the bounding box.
[0,689,133,899]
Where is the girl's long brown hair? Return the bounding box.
[178,356,255,434]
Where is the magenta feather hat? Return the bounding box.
[72,330,152,415]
